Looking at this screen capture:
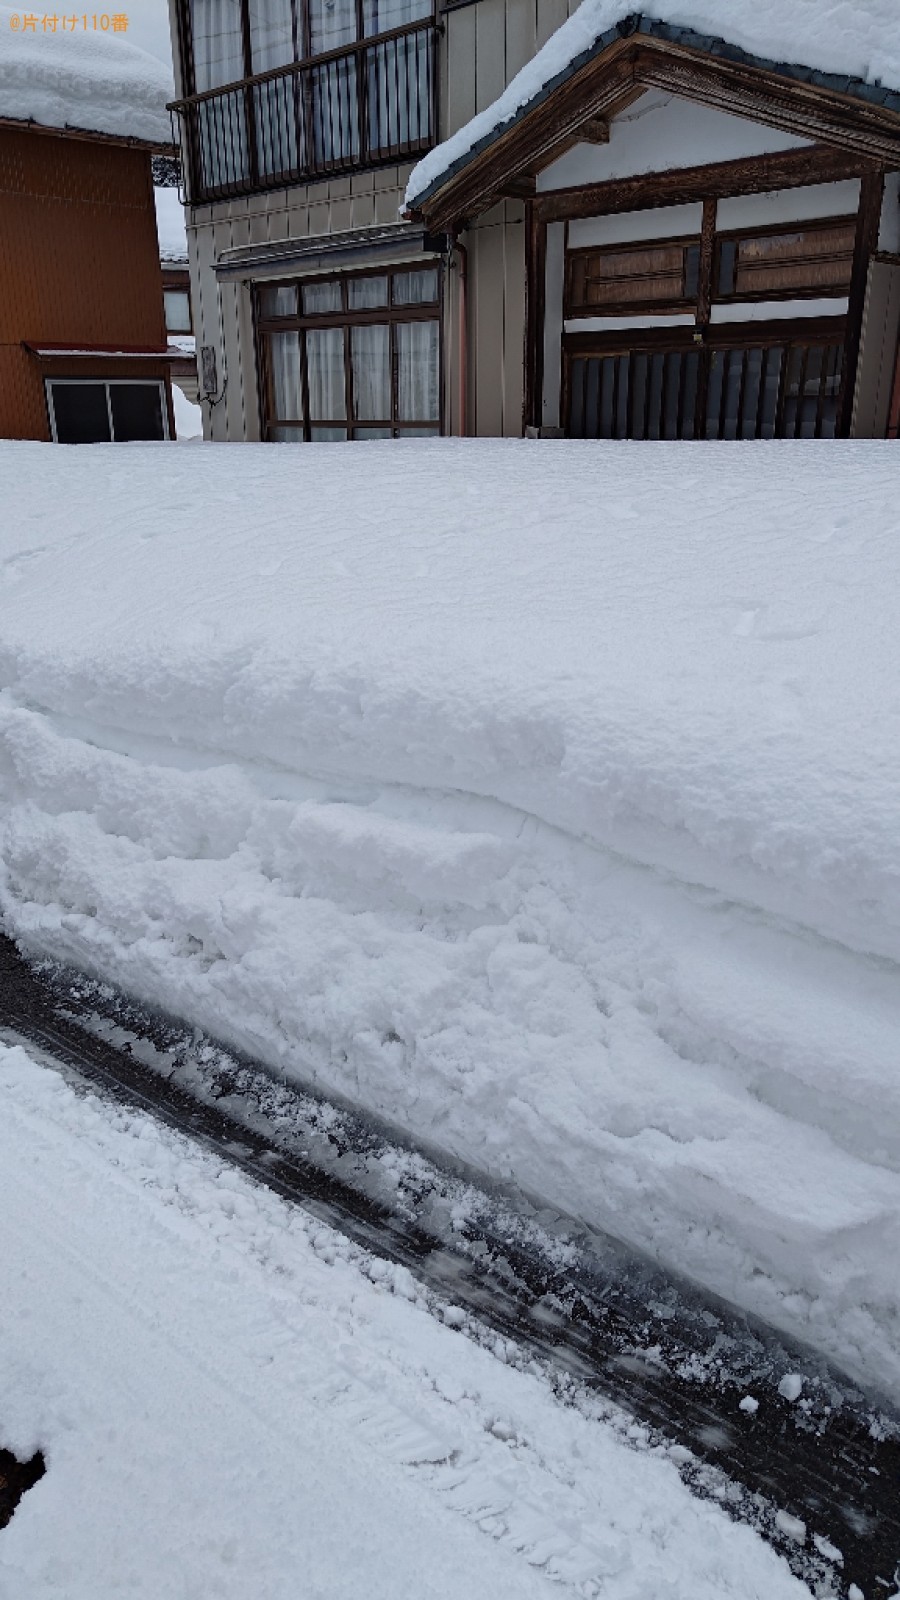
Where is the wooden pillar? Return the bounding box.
[840,168,884,436]
[523,200,546,432]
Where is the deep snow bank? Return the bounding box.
[1,438,899,1398]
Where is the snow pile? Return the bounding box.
[155,185,188,262]
[0,1040,813,1599]
[1,438,900,1400]
[0,9,173,146]
[405,0,900,205]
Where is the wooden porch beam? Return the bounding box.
[534,144,882,225]
[578,116,610,144]
[633,45,900,166]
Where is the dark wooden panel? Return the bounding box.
[566,236,697,316]
[716,219,856,299]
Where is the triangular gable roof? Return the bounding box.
[406,7,900,228]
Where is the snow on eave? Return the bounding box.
[405,3,900,211]
[0,7,174,148]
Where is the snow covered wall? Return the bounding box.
[0,6,173,146]
[1,437,900,1400]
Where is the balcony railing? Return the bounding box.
[170,20,438,204]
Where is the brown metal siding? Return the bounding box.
[0,126,168,439]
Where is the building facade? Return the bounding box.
[167,0,900,443]
[0,123,178,443]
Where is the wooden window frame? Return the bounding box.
[712,214,857,304]
[163,272,194,335]
[179,0,439,100]
[564,233,703,321]
[255,262,443,439]
[44,377,172,443]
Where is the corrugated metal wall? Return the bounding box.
[0,126,167,439]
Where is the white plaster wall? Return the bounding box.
[569,203,703,249]
[717,179,860,230]
[878,173,900,253]
[536,91,810,193]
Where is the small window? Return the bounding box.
[164,288,193,334]
[392,267,438,305]
[302,279,342,315]
[347,274,389,309]
[259,283,298,318]
[566,237,701,318]
[714,220,856,301]
[46,380,168,444]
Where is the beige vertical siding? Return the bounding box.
[852,257,900,438]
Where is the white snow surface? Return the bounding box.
[155,184,189,261]
[405,0,900,204]
[0,1041,817,1599]
[1,438,900,1401]
[0,9,173,146]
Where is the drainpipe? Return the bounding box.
[454,233,468,438]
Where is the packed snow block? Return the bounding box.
[2,438,900,1401]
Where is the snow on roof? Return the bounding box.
[0,7,174,146]
[406,0,900,208]
[155,185,189,262]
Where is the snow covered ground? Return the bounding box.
[1,437,899,1403]
[0,1038,812,1600]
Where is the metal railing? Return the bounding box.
[170,21,438,203]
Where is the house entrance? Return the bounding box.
[564,326,846,441]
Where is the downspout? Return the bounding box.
[454,233,468,438]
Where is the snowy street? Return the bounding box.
[0,1039,811,1600]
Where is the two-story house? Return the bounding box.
[167,0,900,443]
[0,20,178,443]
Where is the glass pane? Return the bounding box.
[306,328,346,419]
[196,91,249,190]
[568,358,585,436]
[254,74,301,179]
[758,346,783,440]
[363,0,431,36]
[740,347,764,438]
[717,240,736,296]
[396,320,438,422]
[584,358,600,435]
[353,427,392,438]
[392,268,438,305]
[351,324,391,420]
[366,28,431,150]
[164,289,192,333]
[270,424,304,441]
[310,426,348,440]
[680,350,699,439]
[398,426,439,436]
[683,244,700,300]
[311,55,359,165]
[347,275,389,309]
[268,331,303,420]
[49,382,110,444]
[109,384,165,442]
[259,283,298,318]
[309,0,356,52]
[190,0,245,89]
[302,280,342,314]
[249,0,294,71]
